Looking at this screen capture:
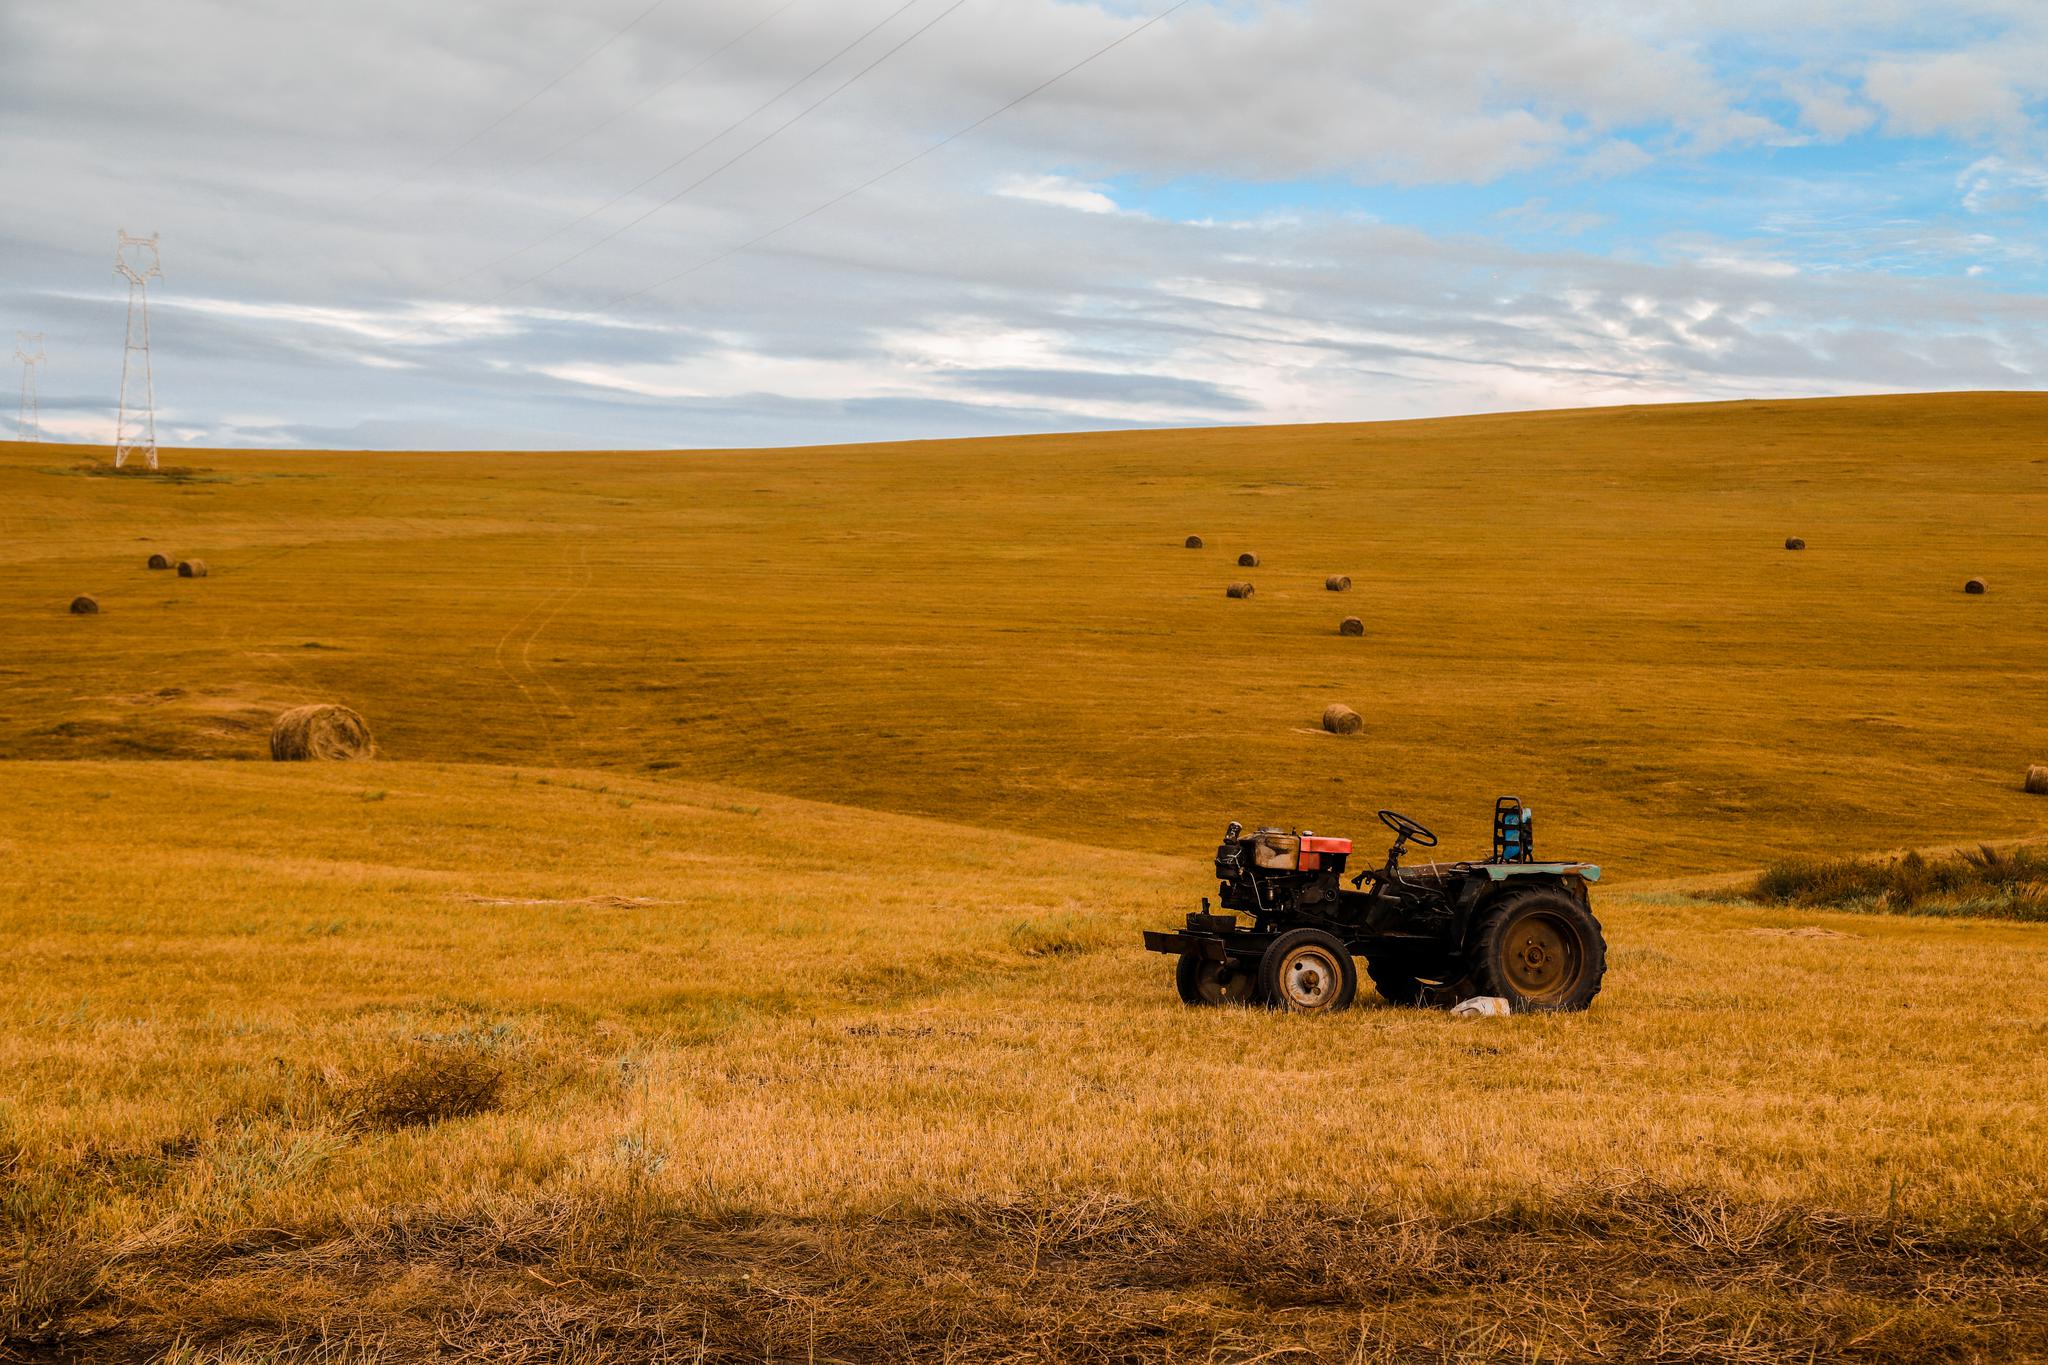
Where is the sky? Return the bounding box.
[2,0,2045,451]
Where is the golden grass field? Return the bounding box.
[2,393,2046,1361]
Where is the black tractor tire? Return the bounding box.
[1363,954,1428,1006]
[1175,952,1257,1006]
[1468,888,1607,1012]
[1257,928,1358,1014]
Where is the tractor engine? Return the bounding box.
[1213,823,1353,922]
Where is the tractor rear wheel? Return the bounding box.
[1176,952,1256,1006]
[1258,929,1358,1014]
[1470,889,1606,1011]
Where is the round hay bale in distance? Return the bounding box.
[1184,534,1204,549]
[1338,616,1364,636]
[69,594,99,615]
[1225,582,1255,599]
[2026,765,2048,796]
[1237,552,1259,567]
[146,552,171,570]
[1784,537,1804,551]
[1322,703,1363,735]
[176,559,208,578]
[270,704,376,762]
[1325,574,1351,592]
[1964,577,1986,594]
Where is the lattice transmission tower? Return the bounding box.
[114,230,162,469]
[12,332,42,443]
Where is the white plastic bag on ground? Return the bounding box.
[1451,996,1512,1018]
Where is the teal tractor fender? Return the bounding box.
[1484,862,1600,883]
[1477,862,1600,913]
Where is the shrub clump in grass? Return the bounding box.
[326,1045,505,1131]
[1748,845,2048,921]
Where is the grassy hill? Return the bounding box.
[3,393,2046,1360]
[3,392,2045,876]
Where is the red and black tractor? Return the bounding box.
[1142,798,1606,1013]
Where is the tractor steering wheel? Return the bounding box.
[1377,809,1438,847]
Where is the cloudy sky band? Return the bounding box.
[2,0,2042,450]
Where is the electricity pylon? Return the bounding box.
[114,230,162,470]
[12,332,42,443]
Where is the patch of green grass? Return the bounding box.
[1748,844,2048,921]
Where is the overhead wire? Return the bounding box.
[495,0,809,188]
[591,0,1198,318]
[352,0,809,314]
[366,0,674,207]
[432,0,921,296]
[400,0,970,341]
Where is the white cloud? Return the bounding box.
[158,295,525,345]
[1157,277,1268,309]
[1575,139,1655,181]
[1663,236,1801,279]
[1785,79,1876,141]
[1959,156,2048,213]
[990,174,1131,216]
[1864,53,2031,140]
[1,0,2044,450]
[1497,199,1609,237]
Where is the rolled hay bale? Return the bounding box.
[1238,552,1259,567]
[69,594,99,615]
[2026,765,2048,796]
[1184,535,1204,549]
[1339,616,1364,636]
[1325,574,1351,592]
[270,704,375,762]
[177,559,208,578]
[1964,577,1987,595]
[1784,537,1805,551]
[1322,703,1363,735]
[1225,582,1255,599]
[146,552,171,570]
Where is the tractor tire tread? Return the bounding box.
[1470,887,1607,1012]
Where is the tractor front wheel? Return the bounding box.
[1470,889,1607,1011]
[1175,952,1257,1006]
[1258,929,1358,1014]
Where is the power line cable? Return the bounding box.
[366,0,672,207]
[525,0,974,289]
[433,0,913,299]
[406,0,968,340]
[498,0,809,188]
[371,0,810,308]
[593,0,1196,316]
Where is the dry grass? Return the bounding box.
[1,760,2044,1359]
[20,1185,2046,1363]
[1,394,2045,1359]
